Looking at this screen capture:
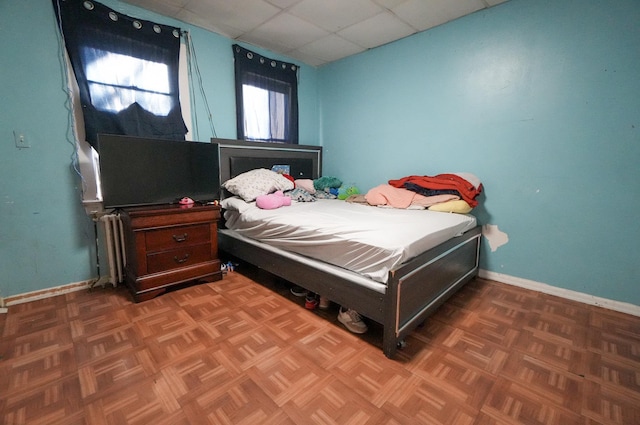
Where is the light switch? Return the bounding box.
[14,131,30,148]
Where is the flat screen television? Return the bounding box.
[97,134,220,209]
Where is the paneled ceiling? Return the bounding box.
[123,0,509,67]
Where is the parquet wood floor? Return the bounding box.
[1,265,639,424]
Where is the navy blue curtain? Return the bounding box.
[53,0,187,147]
[233,44,299,144]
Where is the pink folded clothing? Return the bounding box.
[365,184,458,209]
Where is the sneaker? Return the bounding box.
[319,296,330,310]
[290,285,307,297]
[338,308,368,334]
[305,293,319,310]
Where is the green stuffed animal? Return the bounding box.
[338,184,360,200]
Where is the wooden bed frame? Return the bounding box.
[212,138,481,358]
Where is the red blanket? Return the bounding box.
[388,174,483,207]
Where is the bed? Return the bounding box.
[213,138,482,358]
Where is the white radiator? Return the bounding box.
[97,213,126,286]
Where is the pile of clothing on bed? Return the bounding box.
[361,172,483,213]
[221,168,482,214]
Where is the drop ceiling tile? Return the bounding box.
[176,8,245,38]
[338,11,416,49]
[285,50,327,67]
[372,0,411,9]
[392,0,485,32]
[289,0,383,32]
[265,0,303,8]
[183,0,281,33]
[236,37,294,58]
[296,34,366,62]
[241,13,329,51]
[124,0,184,19]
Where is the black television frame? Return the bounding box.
[97,134,220,209]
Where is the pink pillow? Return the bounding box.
[294,179,316,194]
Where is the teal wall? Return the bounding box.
[318,0,640,305]
[1,0,638,308]
[0,0,318,298]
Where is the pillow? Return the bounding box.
[220,196,253,213]
[428,199,473,214]
[294,179,316,194]
[222,168,294,202]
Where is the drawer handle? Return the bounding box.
[174,253,190,264]
[173,233,188,242]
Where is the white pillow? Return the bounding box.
[220,196,253,213]
[222,168,294,202]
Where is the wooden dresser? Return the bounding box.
[120,204,222,302]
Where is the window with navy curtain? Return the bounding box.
[53,0,187,148]
[233,44,299,144]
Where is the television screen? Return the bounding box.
[97,134,220,209]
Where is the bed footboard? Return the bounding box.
[382,226,481,357]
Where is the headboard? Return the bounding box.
[212,138,322,197]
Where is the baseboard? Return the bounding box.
[479,269,640,318]
[4,272,639,319]
[4,279,93,307]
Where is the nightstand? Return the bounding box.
[120,204,222,302]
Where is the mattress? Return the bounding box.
[223,198,477,284]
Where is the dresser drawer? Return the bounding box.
[145,223,210,252]
[146,243,212,274]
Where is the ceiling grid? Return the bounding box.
[123,0,509,66]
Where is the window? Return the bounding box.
[83,49,172,116]
[53,0,187,147]
[233,44,299,144]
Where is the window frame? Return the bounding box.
[233,44,299,144]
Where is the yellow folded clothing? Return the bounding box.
[428,199,472,214]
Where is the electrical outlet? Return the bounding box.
[14,130,30,148]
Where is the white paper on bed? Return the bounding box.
[224,199,476,284]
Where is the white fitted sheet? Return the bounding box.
[223,199,476,284]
